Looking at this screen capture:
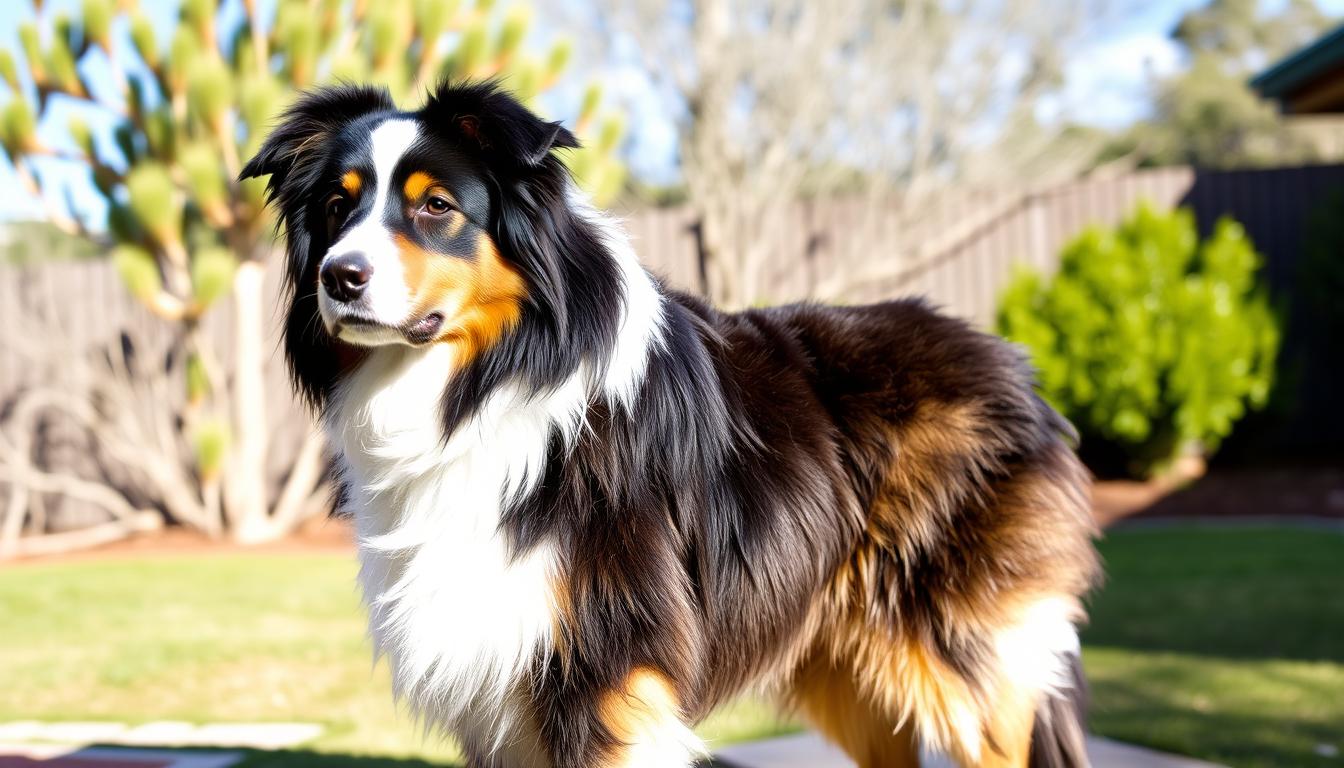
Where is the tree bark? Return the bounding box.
[225,259,272,543]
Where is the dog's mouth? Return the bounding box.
[328,311,378,336]
[328,311,445,347]
[402,312,445,345]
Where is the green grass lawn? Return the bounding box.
[1082,525,1344,768]
[0,551,795,765]
[1,525,1339,767]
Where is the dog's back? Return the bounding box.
[711,298,1100,767]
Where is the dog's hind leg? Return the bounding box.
[786,652,920,768]
[943,681,1039,768]
[592,667,705,768]
[791,591,1088,768]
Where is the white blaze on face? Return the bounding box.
[318,118,420,344]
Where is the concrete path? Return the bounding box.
[712,731,1229,768]
[0,723,321,751]
[1,722,1228,767]
[0,745,242,768]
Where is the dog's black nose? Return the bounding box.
[321,253,372,303]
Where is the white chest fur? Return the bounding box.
[323,193,665,760]
[327,345,587,749]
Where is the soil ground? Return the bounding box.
[1092,466,1344,526]
[12,467,1343,563]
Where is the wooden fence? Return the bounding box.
[621,163,1344,326]
[3,163,1342,531]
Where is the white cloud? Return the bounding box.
[1055,31,1185,129]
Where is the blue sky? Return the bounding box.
[1046,0,1343,126]
[1,0,1341,225]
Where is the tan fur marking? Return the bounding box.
[829,406,1099,637]
[963,684,1040,768]
[397,235,428,299]
[789,653,919,768]
[876,401,1002,555]
[402,170,434,201]
[597,667,686,767]
[394,233,526,365]
[856,629,987,763]
[340,170,362,196]
[799,587,1074,768]
[446,210,467,238]
[548,572,577,675]
[812,432,1097,767]
[788,345,1096,768]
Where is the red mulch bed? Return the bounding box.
[1094,466,1344,527]
[8,515,354,566]
[12,468,1343,564]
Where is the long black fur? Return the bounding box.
[244,80,1100,768]
[1029,653,1091,768]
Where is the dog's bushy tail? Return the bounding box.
[1028,652,1091,768]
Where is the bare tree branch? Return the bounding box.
[2,514,163,559]
[597,0,1115,308]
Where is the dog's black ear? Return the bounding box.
[423,80,578,168]
[240,84,395,205]
[242,85,394,411]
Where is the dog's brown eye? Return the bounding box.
[326,194,349,222]
[425,196,453,215]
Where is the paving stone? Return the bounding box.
[27,726,128,745]
[0,742,73,760]
[713,731,1231,768]
[0,726,43,743]
[1087,737,1229,768]
[0,746,244,768]
[116,726,198,748]
[0,723,320,752]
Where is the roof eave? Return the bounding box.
[1251,23,1344,100]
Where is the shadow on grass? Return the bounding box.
[1083,526,1344,663]
[1089,674,1342,768]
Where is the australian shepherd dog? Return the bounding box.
[242,81,1100,768]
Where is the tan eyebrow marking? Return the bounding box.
[403,171,460,211]
[340,170,362,196]
[403,171,434,201]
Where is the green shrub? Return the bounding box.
[997,204,1279,477]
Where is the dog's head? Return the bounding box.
[243,82,621,420]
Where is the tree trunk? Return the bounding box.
[225,259,273,543]
[1,468,29,560]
